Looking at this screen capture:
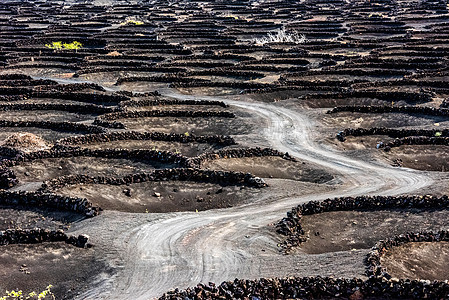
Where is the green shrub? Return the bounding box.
[120,19,144,26]
[1,285,54,300]
[63,41,83,51]
[44,41,63,51]
[45,41,83,52]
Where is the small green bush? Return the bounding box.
[120,19,144,26]
[45,41,83,52]
[1,285,54,300]
[62,41,83,51]
[44,41,63,51]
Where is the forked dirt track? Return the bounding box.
[63,84,433,299]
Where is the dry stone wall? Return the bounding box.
[0,228,90,248]
[276,195,449,251]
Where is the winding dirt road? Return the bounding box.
[35,76,433,299]
[71,88,433,299]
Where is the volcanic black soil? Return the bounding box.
[381,241,449,281]
[0,242,110,300]
[56,181,259,213]
[298,209,449,255]
[1,0,449,298]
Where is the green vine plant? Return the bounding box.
[44,41,62,51]
[0,285,55,300]
[120,19,144,26]
[45,41,83,52]
[63,41,83,51]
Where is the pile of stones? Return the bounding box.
[0,103,116,114]
[44,82,106,92]
[305,68,411,77]
[276,195,449,251]
[307,90,432,103]
[0,168,17,189]
[187,147,295,168]
[327,105,449,117]
[0,120,105,134]
[380,136,449,151]
[186,69,264,80]
[114,90,161,98]
[0,228,90,248]
[97,109,236,121]
[40,168,267,190]
[366,230,449,278]
[159,276,449,299]
[0,146,22,157]
[120,98,228,108]
[0,79,57,88]
[0,190,100,217]
[336,127,449,142]
[0,147,190,188]
[169,80,273,90]
[9,147,189,166]
[57,131,236,147]
[0,74,32,80]
[30,91,129,104]
[0,83,107,101]
[76,65,188,76]
[94,110,235,129]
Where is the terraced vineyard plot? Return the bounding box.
[1,0,449,299]
[299,209,449,254]
[79,139,218,157]
[381,242,449,281]
[0,242,108,300]
[55,181,258,213]
[0,128,81,144]
[0,206,78,231]
[11,156,167,184]
[202,156,334,183]
[383,145,449,171]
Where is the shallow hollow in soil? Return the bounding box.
[12,156,174,185]
[0,128,82,144]
[298,209,449,255]
[0,206,82,231]
[202,156,334,183]
[80,139,223,157]
[55,180,260,213]
[0,110,97,123]
[302,97,416,109]
[322,112,449,130]
[116,107,259,136]
[386,145,449,172]
[381,241,449,281]
[0,242,109,300]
